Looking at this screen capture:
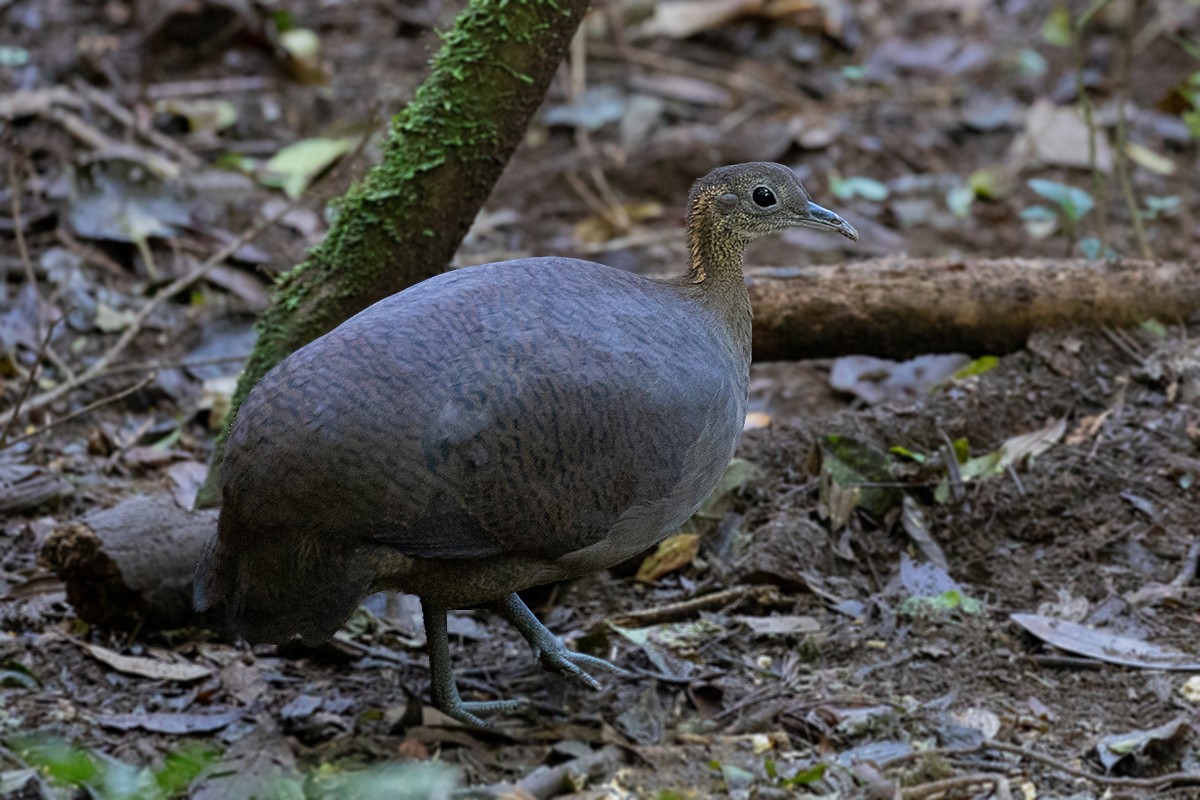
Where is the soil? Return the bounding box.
[2,0,1199,798]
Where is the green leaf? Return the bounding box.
[946,185,975,218]
[260,137,356,198]
[889,446,926,463]
[821,435,903,518]
[719,764,755,791]
[1077,237,1104,261]
[1020,204,1059,239]
[0,45,29,66]
[1016,47,1047,77]
[958,450,1004,481]
[899,589,983,618]
[952,355,999,380]
[830,175,889,202]
[781,762,828,786]
[1142,195,1181,219]
[156,744,220,796]
[1140,319,1168,338]
[11,737,99,787]
[1028,179,1094,220]
[1042,7,1073,46]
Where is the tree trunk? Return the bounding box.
[748,256,1200,361]
[196,0,592,507]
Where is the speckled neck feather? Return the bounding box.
[677,185,753,364]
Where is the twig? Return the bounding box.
[73,82,202,169]
[881,742,1200,791]
[43,106,179,179]
[1,373,156,451]
[0,315,62,448]
[0,204,294,431]
[1073,0,1110,249]
[901,773,1012,800]
[8,159,38,331]
[514,745,625,799]
[97,353,252,377]
[588,41,813,110]
[1170,537,1200,588]
[54,228,130,278]
[144,76,271,101]
[600,585,782,628]
[1113,0,1153,259]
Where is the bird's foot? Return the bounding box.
[437,696,526,728]
[531,635,627,691]
[496,593,627,691]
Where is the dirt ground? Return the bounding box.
[2,0,1200,798]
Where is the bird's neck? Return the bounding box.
[671,195,753,365]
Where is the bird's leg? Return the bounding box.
[495,593,627,690]
[421,599,524,726]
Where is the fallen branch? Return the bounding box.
[41,495,221,632]
[747,256,1200,361]
[881,741,1200,792]
[902,773,1012,800]
[599,585,782,628]
[473,745,627,800]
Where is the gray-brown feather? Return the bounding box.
[198,258,748,644]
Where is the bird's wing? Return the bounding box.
[360,302,740,563]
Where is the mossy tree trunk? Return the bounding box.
[197,0,592,507]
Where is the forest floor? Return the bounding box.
[2,0,1200,798]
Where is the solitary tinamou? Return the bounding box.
[194,162,858,725]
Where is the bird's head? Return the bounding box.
[688,162,859,244]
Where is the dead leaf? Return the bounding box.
[1011,614,1200,670]
[1066,408,1114,445]
[951,707,1001,740]
[1096,716,1190,772]
[641,0,762,39]
[1010,99,1114,171]
[627,73,732,107]
[997,418,1067,470]
[97,709,241,734]
[636,533,700,583]
[830,354,971,405]
[901,495,948,570]
[733,615,820,635]
[82,642,213,682]
[205,265,270,311]
[743,411,771,431]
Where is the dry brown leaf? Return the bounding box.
[1065,408,1113,446]
[743,411,771,430]
[83,642,213,682]
[642,0,762,39]
[636,533,701,583]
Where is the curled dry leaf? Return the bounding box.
[1011,614,1200,670]
[82,642,213,682]
[636,532,700,583]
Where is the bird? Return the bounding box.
[194,162,858,725]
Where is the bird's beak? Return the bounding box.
[797,200,859,241]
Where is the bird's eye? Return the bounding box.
[752,186,777,208]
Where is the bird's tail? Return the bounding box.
[193,518,372,646]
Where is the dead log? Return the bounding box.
[748,257,1200,361]
[41,495,219,632]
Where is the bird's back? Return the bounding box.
[195,257,749,644]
